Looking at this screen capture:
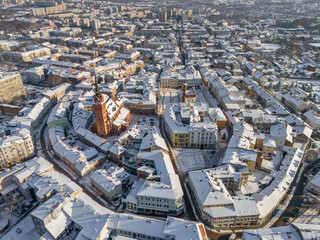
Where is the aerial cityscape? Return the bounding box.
[0,0,319,239]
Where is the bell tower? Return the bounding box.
[182,83,187,102]
[93,75,111,137]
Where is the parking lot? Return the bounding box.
[173,148,217,174]
[273,158,320,227]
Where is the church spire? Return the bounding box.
[94,74,101,98]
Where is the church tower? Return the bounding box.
[93,75,111,137]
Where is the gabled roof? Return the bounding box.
[140,130,168,152]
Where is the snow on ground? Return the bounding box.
[161,90,180,105]
[1,215,40,240]
[104,114,153,143]
[174,149,206,173]
[137,115,159,129]
[170,92,179,103]
[36,149,46,158]
[309,216,320,225]
[0,219,9,232]
[163,93,170,105]
[0,211,18,230]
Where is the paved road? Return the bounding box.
[211,147,226,167]
[293,208,319,224]
[159,115,196,221]
[273,157,320,227]
[39,119,108,207]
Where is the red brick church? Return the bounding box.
[92,77,130,137]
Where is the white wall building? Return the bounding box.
[91,166,129,200]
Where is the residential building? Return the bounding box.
[3,47,51,62]
[118,70,158,115]
[164,103,218,148]
[0,128,34,168]
[160,66,202,89]
[0,73,26,104]
[188,168,259,229]
[182,83,196,103]
[243,223,320,240]
[90,166,129,200]
[125,150,184,216]
[307,173,320,195]
[303,110,320,130]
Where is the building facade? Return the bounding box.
[0,73,26,104]
[93,81,130,138]
[0,130,34,168]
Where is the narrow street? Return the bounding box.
[39,116,108,207]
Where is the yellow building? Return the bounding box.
[160,77,179,89]
[164,107,190,147]
[171,133,189,147]
[164,103,218,149]
[0,130,34,168]
[0,41,10,51]
[83,104,93,112]
[262,138,276,156]
[182,84,196,103]
[4,48,51,63]
[42,83,71,101]
[0,73,26,104]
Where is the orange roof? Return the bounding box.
[198,224,207,240]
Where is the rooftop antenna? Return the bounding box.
[95,73,101,98]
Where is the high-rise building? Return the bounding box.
[112,6,118,14]
[0,73,26,104]
[91,19,101,30]
[118,5,124,12]
[159,12,167,22]
[82,18,90,28]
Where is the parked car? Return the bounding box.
[283,217,294,222]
